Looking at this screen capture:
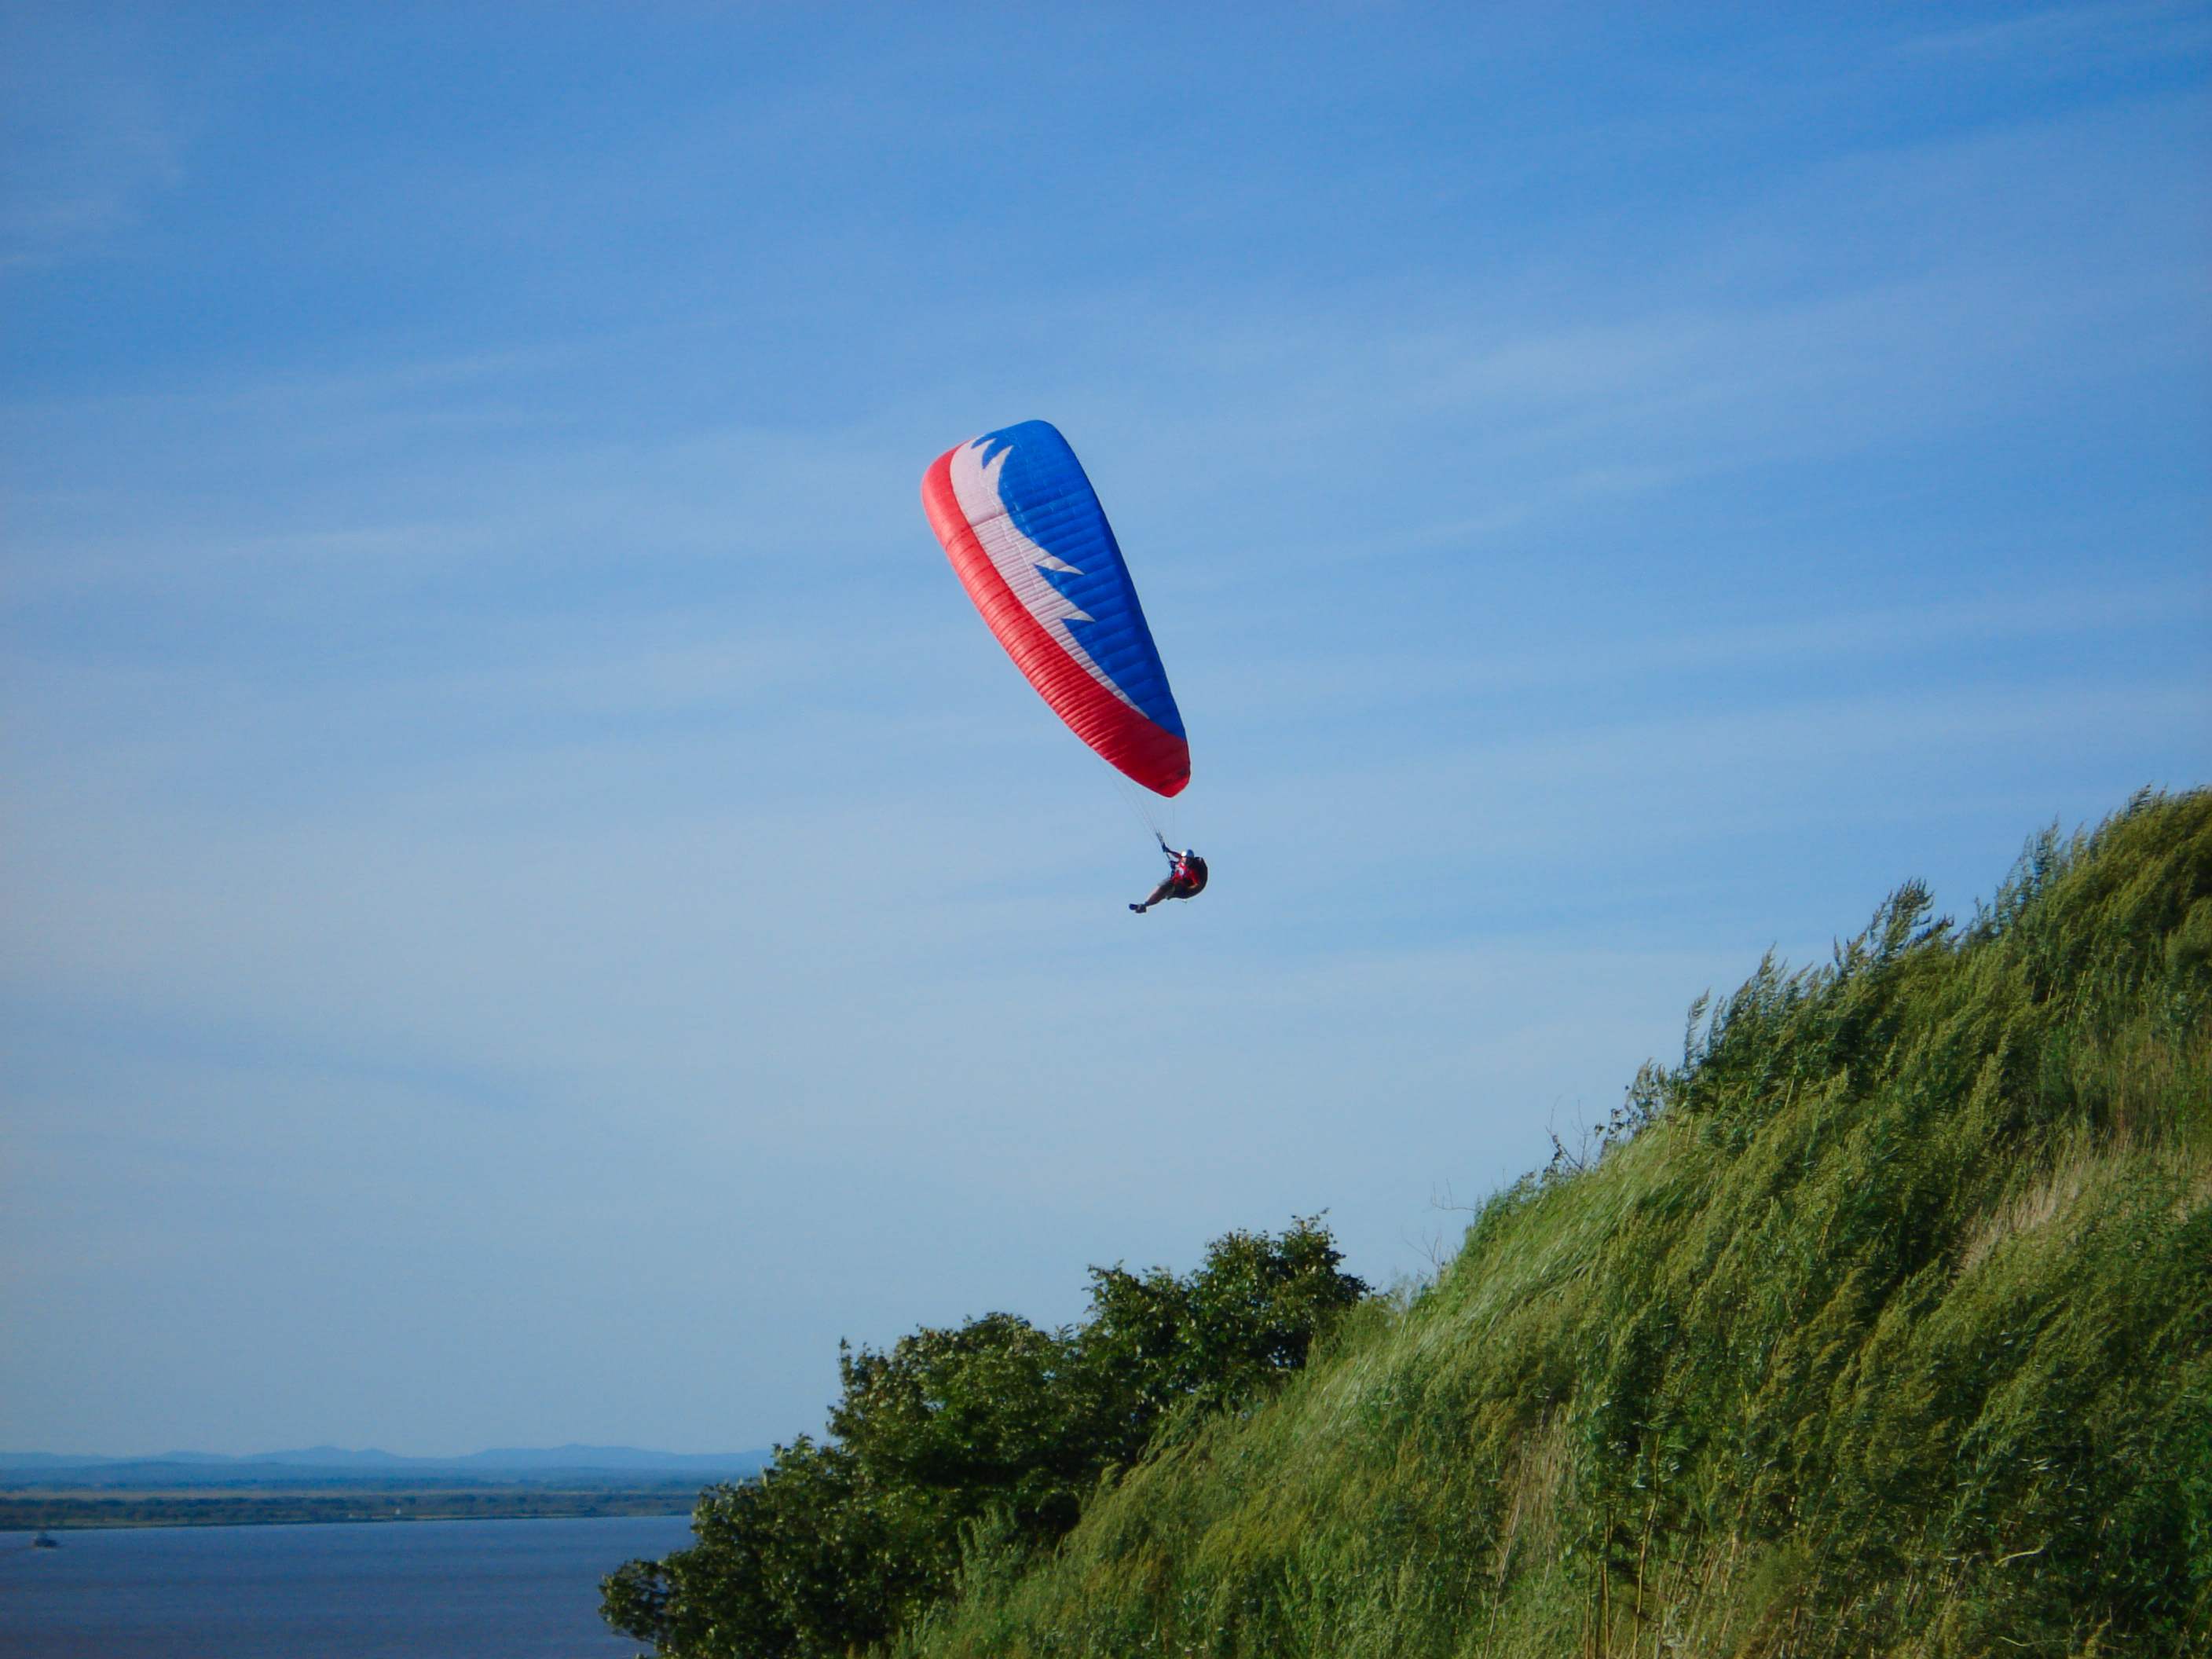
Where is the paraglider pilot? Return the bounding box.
[1130,835,1207,914]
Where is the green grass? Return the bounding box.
[898,789,2212,1658]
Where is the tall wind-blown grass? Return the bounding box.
[901,789,2212,1657]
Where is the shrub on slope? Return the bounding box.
[906,790,2212,1658]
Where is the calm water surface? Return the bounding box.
[0,1514,694,1658]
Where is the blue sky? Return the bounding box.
[3,2,2207,1456]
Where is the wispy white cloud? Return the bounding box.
[1181,577,2212,727]
[1903,0,2212,64]
[4,4,2207,1455]
[0,8,197,266]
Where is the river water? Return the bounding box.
[0,1515,695,1657]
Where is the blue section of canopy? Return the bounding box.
[972,421,1184,739]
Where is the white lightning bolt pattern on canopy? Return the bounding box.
[949,440,1138,714]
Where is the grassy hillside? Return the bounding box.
[901,790,2211,1658]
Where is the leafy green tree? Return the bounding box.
[830,1312,1109,1547]
[603,1219,1367,1657]
[1080,1216,1369,1454]
[604,1436,908,1659]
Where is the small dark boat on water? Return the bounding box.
[31,1531,60,1548]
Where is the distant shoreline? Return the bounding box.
[3,1486,707,1531]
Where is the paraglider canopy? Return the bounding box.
[922,421,1190,797]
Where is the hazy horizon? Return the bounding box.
[2,1451,769,1478]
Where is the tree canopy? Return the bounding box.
[603,1218,1367,1658]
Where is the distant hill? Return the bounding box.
[0,1445,768,1489]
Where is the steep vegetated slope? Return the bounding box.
[902,791,2211,1657]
